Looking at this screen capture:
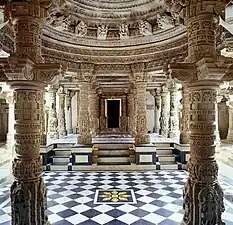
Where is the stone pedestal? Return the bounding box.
[180,84,189,144]
[135,82,149,144]
[160,85,169,137]
[168,81,180,142]
[78,82,91,144]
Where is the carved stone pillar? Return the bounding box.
[227,102,233,141]
[160,85,169,137]
[99,96,106,132]
[166,1,228,223]
[121,95,128,132]
[128,89,136,136]
[1,1,61,224]
[135,82,149,144]
[40,90,46,145]
[78,82,91,144]
[168,81,180,142]
[180,84,189,144]
[218,96,229,140]
[89,88,99,136]
[57,86,67,138]
[47,86,58,140]
[0,98,8,141]
[183,81,225,225]
[65,90,74,134]
[6,91,15,156]
[150,89,161,133]
[76,90,80,133]
[7,82,49,225]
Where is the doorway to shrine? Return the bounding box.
[107,99,120,128]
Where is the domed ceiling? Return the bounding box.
[47,0,177,40]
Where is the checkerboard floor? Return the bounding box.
[1,171,233,225]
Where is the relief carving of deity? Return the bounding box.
[97,24,108,40]
[138,20,152,36]
[119,23,129,39]
[75,21,87,37]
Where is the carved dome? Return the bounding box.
[47,0,176,40]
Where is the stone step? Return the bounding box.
[159,162,179,170]
[156,148,173,155]
[94,143,134,150]
[54,148,71,156]
[97,162,131,166]
[154,143,172,147]
[97,149,130,156]
[157,155,175,162]
[53,156,71,163]
[97,156,130,163]
[56,143,74,148]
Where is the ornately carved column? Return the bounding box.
[9,82,49,225]
[150,89,161,133]
[131,63,149,144]
[183,81,225,225]
[57,86,66,138]
[167,1,228,224]
[160,85,169,137]
[121,95,128,132]
[135,81,149,144]
[0,98,8,141]
[180,84,189,144]
[65,90,74,134]
[40,90,46,145]
[128,89,136,136]
[227,102,233,141]
[78,82,91,144]
[6,91,15,156]
[1,1,60,224]
[47,86,58,140]
[76,90,80,133]
[89,88,99,137]
[168,81,180,142]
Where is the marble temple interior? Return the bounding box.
[1,0,233,224]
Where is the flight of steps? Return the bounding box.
[93,143,134,166]
[50,143,73,170]
[155,143,180,170]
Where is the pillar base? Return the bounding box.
[67,129,73,134]
[78,134,92,145]
[135,134,150,144]
[11,177,49,225]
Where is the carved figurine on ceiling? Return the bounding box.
[157,13,174,30]
[138,20,152,36]
[119,23,129,39]
[97,24,108,40]
[75,20,87,37]
[48,13,69,31]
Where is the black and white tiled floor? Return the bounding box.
[1,171,233,225]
